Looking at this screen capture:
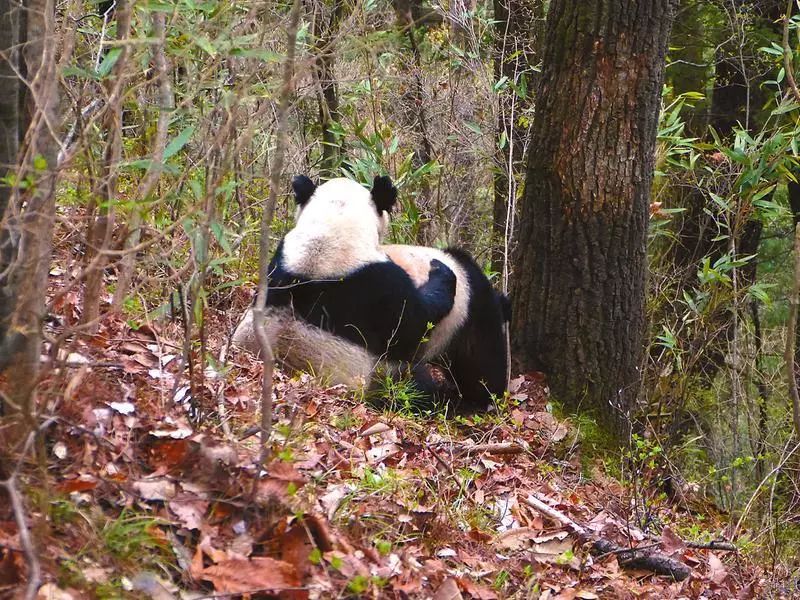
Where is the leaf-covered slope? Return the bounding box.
[0,313,764,599]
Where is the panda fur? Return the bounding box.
[233,245,510,412]
[232,175,509,412]
[232,175,458,392]
[232,305,377,388]
[381,244,509,412]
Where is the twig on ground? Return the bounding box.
[428,446,455,475]
[523,493,692,581]
[456,442,524,455]
[685,539,737,552]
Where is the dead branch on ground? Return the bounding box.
[524,493,692,581]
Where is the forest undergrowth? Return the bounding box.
[0,247,784,599]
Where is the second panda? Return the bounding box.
[233,175,509,412]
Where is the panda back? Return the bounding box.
[381,244,470,359]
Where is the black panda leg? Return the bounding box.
[447,337,508,414]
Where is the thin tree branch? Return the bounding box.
[786,222,800,438]
[1,476,40,600]
[112,11,174,310]
[253,0,301,470]
[783,0,800,104]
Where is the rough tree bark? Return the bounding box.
[0,0,60,449]
[308,0,348,179]
[511,0,676,434]
[0,0,20,355]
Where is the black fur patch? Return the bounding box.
[292,175,317,207]
[371,175,398,214]
[431,248,509,412]
[265,240,456,361]
[497,292,512,323]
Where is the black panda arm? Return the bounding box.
[415,259,457,323]
[347,259,455,360]
[258,244,456,361]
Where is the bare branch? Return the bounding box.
[786,222,800,438]
[523,493,692,581]
[783,0,800,105]
[253,0,302,470]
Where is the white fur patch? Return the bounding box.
[380,245,470,360]
[282,178,389,278]
[232,306,378,388]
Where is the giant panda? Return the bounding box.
[380,244,509,412]
[233,175,458,395]
[232,175,509,412]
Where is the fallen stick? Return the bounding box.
[642,531,736,553]
[524,494,691,581]
[457,442,524,455]
[685,540,736,552]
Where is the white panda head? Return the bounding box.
[281,175,398,278]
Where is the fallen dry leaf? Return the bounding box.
[551,424,569,442]
[169,497,208,530]
[660,526,685,555]
[320,483,351,520]
[456,577,498,600]
[37,583,78,599]
[433,577,463,600]
[133,478,177,502]
[200,557,300,594]
[708,552,728,585]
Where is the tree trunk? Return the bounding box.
[308,0,347,179]
[0,0,20,355]
[788,181,800,374]
[82,0,131,331]
[511,0,676,434]
[0,0,60,451]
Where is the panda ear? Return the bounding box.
[291,175,317,207]
[371,175,398,214]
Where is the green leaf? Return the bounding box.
[163,127,195,160]
[210,220,233,255]
[62,65,97,80]
[96,47,123,79]
[229,48,281,61]
[464,121,482,135]
[493,76,509,92]
[758,45,784,56]
[771,101,800,115]
[195,36,216,56]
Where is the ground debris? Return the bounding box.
[15,317,763,599]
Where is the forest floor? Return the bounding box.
[0,290,788,599]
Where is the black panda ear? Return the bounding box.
[371,175,398,213]
[291,175,317,207]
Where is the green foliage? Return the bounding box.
[99,511,171,564]
[370,368,442,417]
